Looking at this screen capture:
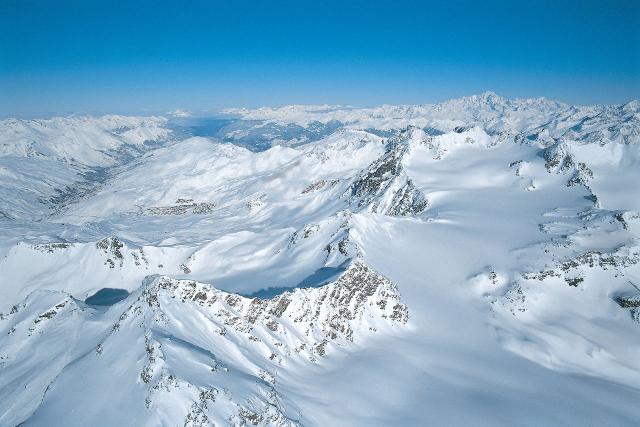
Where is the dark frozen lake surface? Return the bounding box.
[85,288,130,306]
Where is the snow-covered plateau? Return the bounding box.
[1,92,640,426]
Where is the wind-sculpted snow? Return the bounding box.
[0,291,91,426]
[0,262,407,426]
[470,203,640,388]
[2,93,640,426]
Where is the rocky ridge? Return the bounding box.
[0,261,408,426]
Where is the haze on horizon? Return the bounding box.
[1,0,639,117]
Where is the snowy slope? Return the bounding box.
[0,263,407,426]
[1,93,640,426]
[0,115,171,220]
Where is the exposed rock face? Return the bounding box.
[96,236,125,268]
[567,162,594,187]
[143,199,215,216]
[323,213,359,265]
[386,178,429,217]
[349,134,428,217]
[520,246,640,286]
[3,97,640,426]
[301,180,326,194]
[0,262,408,426]
[559,248,640,272]
[515,207,640,309]
[287,223,321,248]
[543,141,599,206]
[543,141,574,174]
[614,293,640,323]
[127,261,409,353]
[349,141,405,207]
[97,275,305,427]
[474,202,640,393]
[32,242,73,253]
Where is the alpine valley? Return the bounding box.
[1,92,640,426]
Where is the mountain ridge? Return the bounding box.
[1,93,640,425]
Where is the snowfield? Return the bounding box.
[1,93,640,426]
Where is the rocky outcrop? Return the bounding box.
[143,199,215,216]
[349,141,406,209]
[0,261,408,426]
[543,141,599,206]
[120,262,409,355]
[520,246,640,288]
[543,141,575,174]
[567,162,594,187]
[348,133,429,217]
[97,263,407,425]
[614,293,640,323]
[96,236,125,268]
[386,178,429,216]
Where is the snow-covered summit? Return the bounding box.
[0,261,407,426]
[0,115,170,165]
[223,92,639,143]
[1,94,640,425]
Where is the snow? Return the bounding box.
[1,93,640,426]
[167,109,193,118]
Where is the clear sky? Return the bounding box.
[1,0,639,116]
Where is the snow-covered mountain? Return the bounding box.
[1,93,640,426]
[0,115,171,220]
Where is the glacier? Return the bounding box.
[1,92,640,426]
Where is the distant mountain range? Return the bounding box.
[1,93,640,426]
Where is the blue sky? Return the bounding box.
[1,0,638,116]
